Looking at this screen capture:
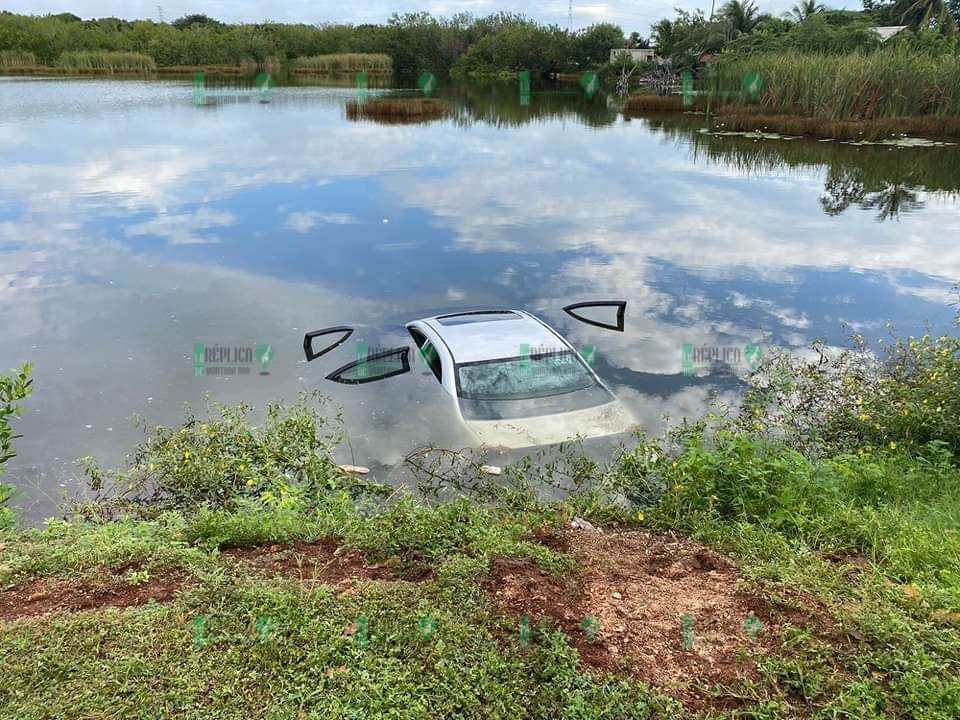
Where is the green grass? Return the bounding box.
[2,327,960,717]
[713,50,960,120]
[293,53,392,74]
[55,51,156,75]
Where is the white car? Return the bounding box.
[304,305,635,449]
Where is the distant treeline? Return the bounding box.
[0,11,629,74]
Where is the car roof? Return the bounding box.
[418,310,567,365]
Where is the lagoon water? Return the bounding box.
[2,75,958,521]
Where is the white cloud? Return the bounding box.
[285,211,360,233]
[124,207,236,245]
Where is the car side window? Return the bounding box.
[409,329,442,384]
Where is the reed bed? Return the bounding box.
[0,50,36,69]
[712,51,960,120]
[346,97,450,122]
[56,51,156,75]
[293,53,392,74]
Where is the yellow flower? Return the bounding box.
[672,462,678,469]
[636,511,645,523]
[676,483,685,491]
[859,412,870,421]
[889,442,897,450]
[246,479,255,487]
[855,398,863,406]
[710,495,718,502]
[183,450,190,460]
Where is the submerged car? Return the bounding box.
[303,304,635,449]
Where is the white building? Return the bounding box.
[609,48,660,64]
[872,26,908,42]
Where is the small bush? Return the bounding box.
[76,394,378,519]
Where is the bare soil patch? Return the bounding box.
[223,538,433,587]
[0,570,184,621]
[486,528,819,709]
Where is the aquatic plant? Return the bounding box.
[293,53,393,74]
[345,97,451,121]
[56,51,157,74]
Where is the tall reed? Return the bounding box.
[294,53,392,74]
[0,50,36,68]
[56,51,157,74]
[712,50,960,119]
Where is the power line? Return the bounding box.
[157,5,164,24]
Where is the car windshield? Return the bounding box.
[457,352,595,401]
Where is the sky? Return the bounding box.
[5,0,863,34]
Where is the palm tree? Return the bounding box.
[787,0,826,21]
[720,0,761,34]
[895,0,958,34]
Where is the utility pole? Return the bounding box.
[157,5,164,23]
[568,0,573,31]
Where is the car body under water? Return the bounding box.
[303,305,635,449]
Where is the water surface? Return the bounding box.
[2,76,958,521]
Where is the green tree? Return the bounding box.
[172,14,223,30]
[895,0,958,33]
[788,0,828,21]
[722,0,763,33]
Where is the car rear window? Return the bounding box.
[457,352,595,401]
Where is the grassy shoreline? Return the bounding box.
[2,326,960,717]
